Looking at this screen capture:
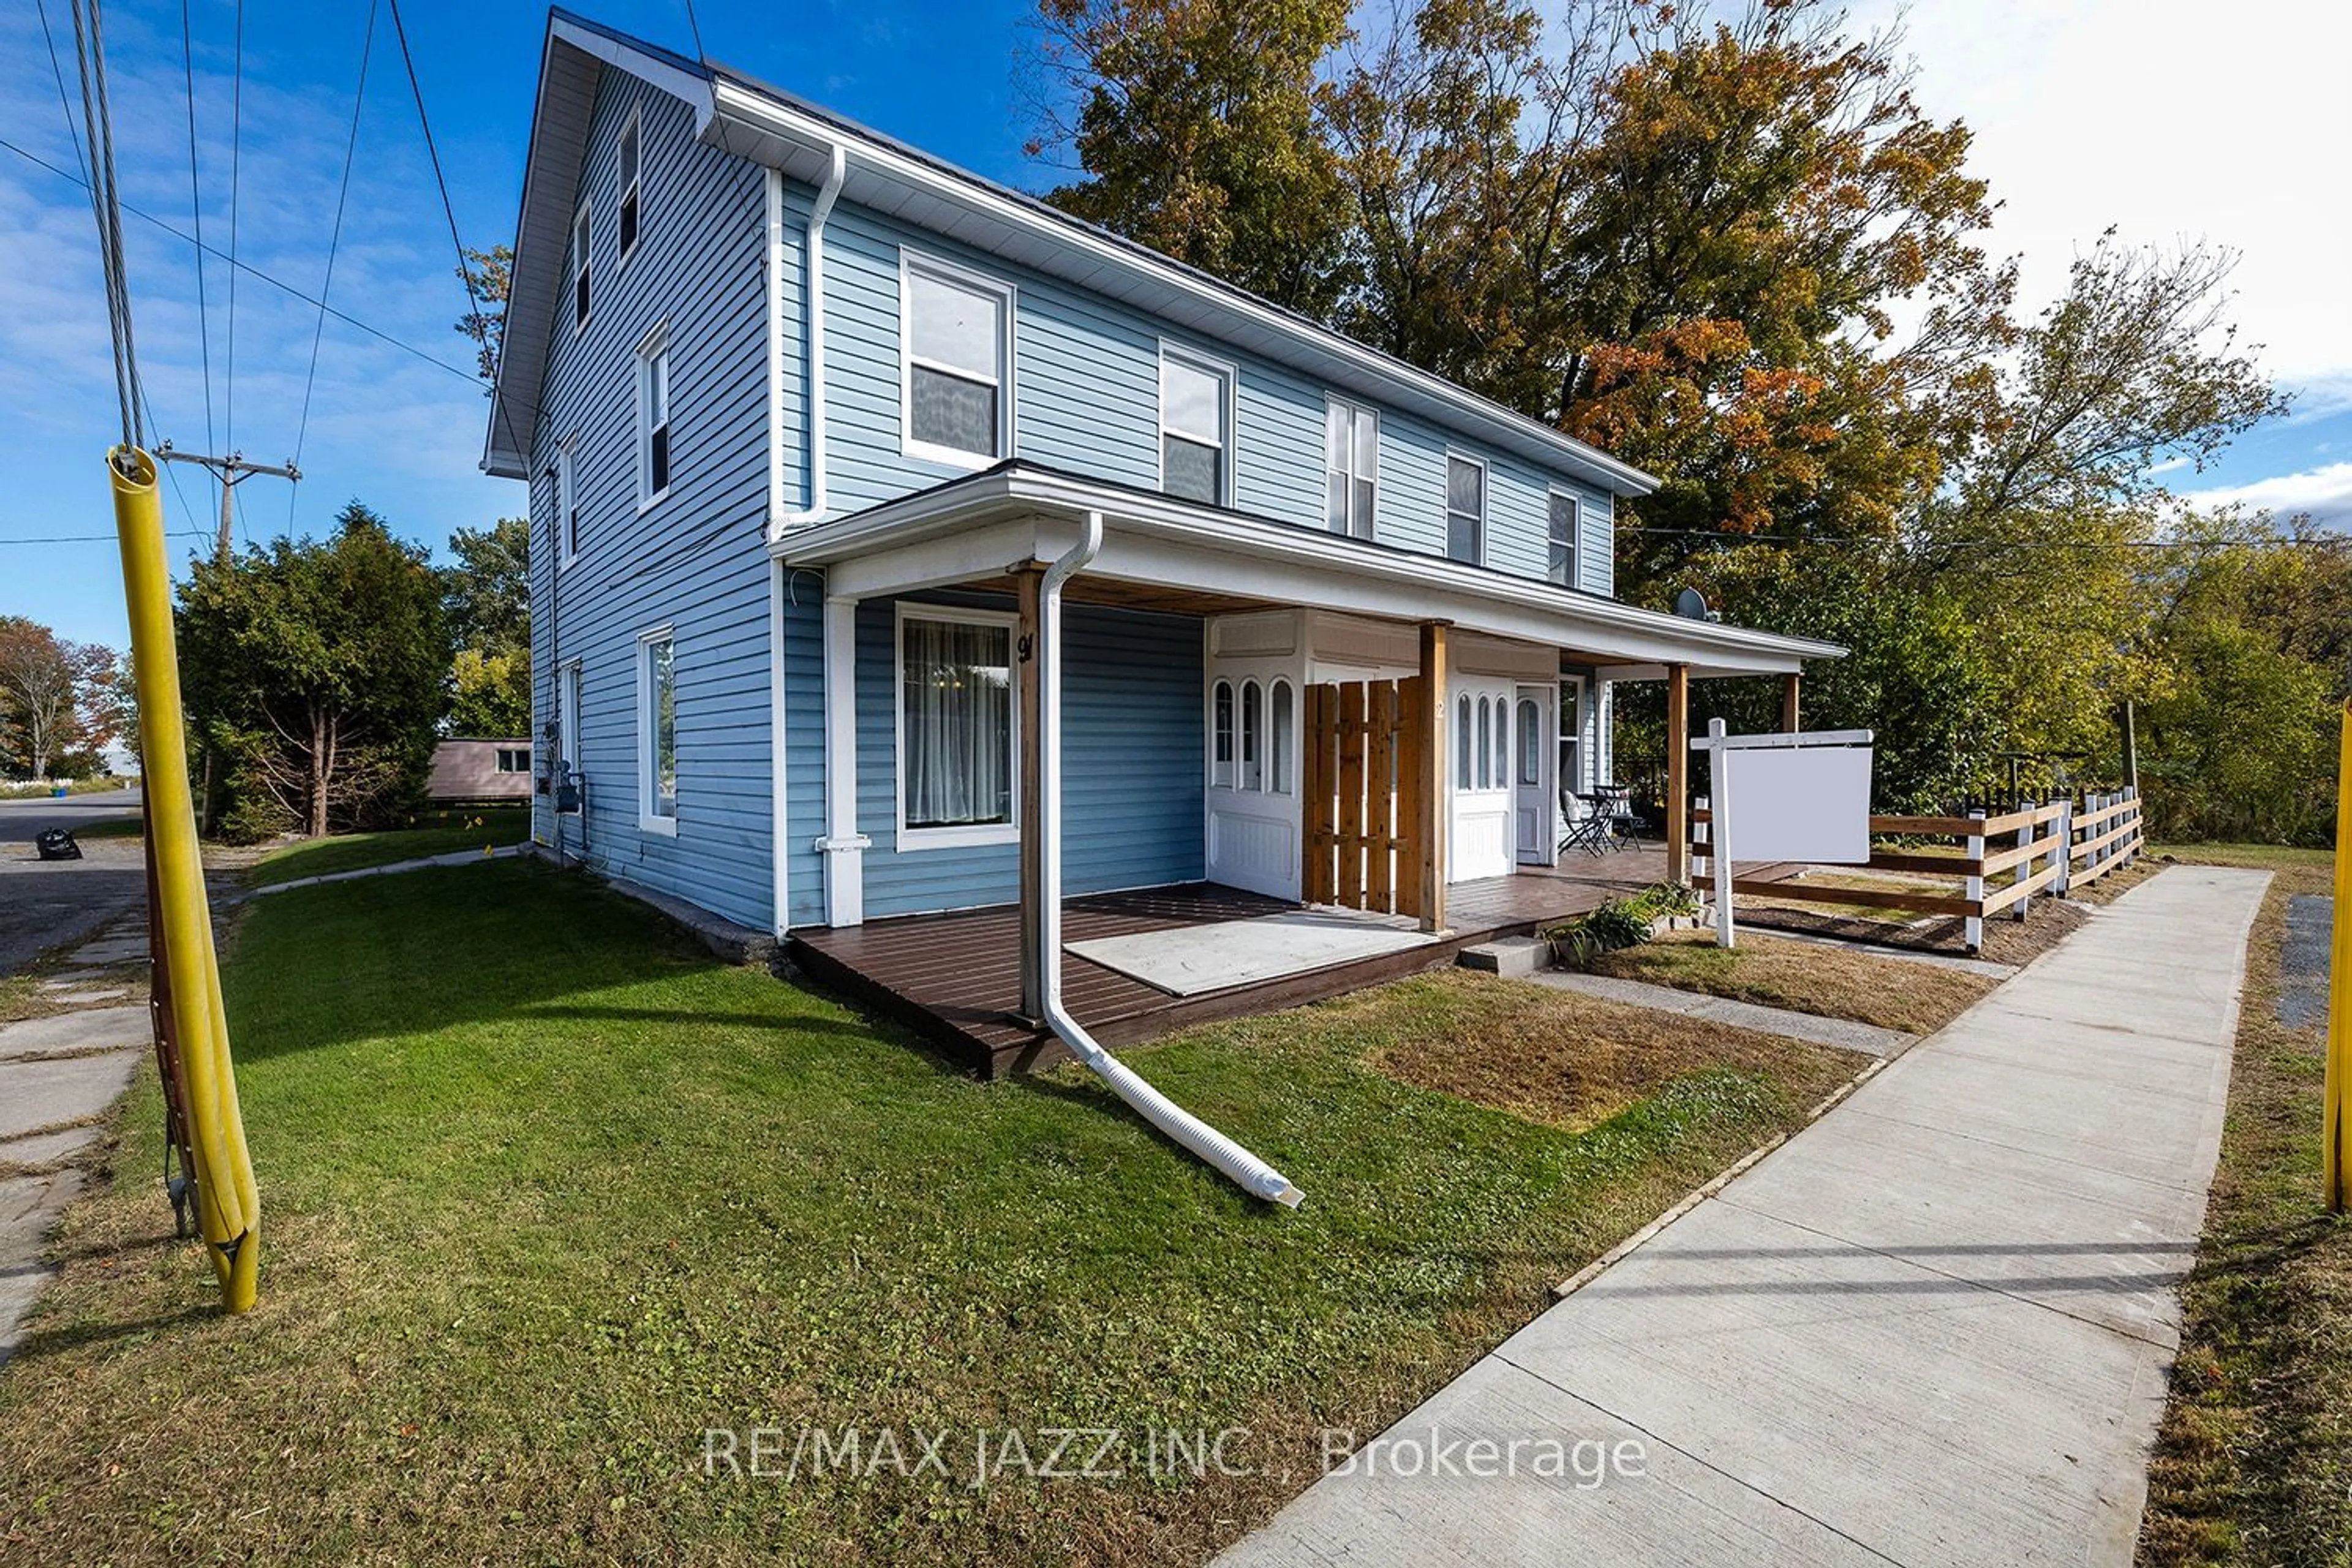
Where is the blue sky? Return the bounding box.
[4,0,2345,655]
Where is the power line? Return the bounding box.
[385,0,530,464]
[224,0,243,456]
[179,0,216,496]
[290,0,378,535]
[69,0,143,452]
[0,135,488,388]
[680,0,707,60]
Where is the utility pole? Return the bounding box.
[156,442,300,561]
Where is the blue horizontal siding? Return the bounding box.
[853,593,1204,920]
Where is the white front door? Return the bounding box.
[1204,666,1302,901]
[1449,682,1514,882]
[1513,685,1555,865]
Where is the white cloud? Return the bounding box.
[1843,0,2352,399]
[2182,461,2352,523]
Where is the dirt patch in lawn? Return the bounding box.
[1368,971,1866,1133]
[1583,928,1999,1035]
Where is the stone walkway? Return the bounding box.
[1218,865,2269,1568]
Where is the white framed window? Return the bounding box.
[1159,345,1234,505]
[1547,488,1580,587]
[1476,697,1493,789]
[900,252,1013,467]
[1517,699,1542,786]
[571,198,592,329]
[1446,453,1485,565]
[559,659,583,771]
[635,323,671,510]
[495,746,531,774]
[617,105,643,265]
[556,435,579,567]
[637,627,677,834]
[1325,399,1377,538]
[1269,679,1294,795]
[895,605,1018,848]
[1455,693,1472,788]
[1211,679,1235,788]
[1238,679,1263,791]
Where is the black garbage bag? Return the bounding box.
[34,828,82,861]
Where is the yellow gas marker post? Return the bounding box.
[2328,699,2351,1215]
[111,447,260,1310]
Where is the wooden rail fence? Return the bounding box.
[1691,785,2143,952]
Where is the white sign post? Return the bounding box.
[1694,718,1875,948]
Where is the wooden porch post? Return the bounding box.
[1781,671,1802,734]
[1015,568,1045,1021]
[1665,662,1691,887]
[1417,620,1449,933]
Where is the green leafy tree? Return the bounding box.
[1025,0,1359,314]
[441,516,532,737]
[448,647,530,737]
[0,617,123,781]
[178,502,451,840]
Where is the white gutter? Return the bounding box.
[1035,511,1303,1208]
[767,143,846,540]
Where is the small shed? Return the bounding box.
[426,737,533,805]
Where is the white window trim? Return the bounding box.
[1325,396,1379,540]
[899,248,1017,472]
[556,435,578,569]
[571,197,592,331]
[560,657,584,771]
[636,624,678,836]
[893,601,1022,850]
[635,322,672,514]
[1156,340,1238,507]
[616,104,644,270]
[1547,486,1580,588]
[1446,450,1488,567]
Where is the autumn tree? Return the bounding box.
[178,502,450,840]
[1025,0,1359,314]
[0,618,123,780]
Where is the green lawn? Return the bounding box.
[0,859,1860,1566]
[245,804,530,886]
[2139,842,2351,1563]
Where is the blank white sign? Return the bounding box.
[1721,745,1872,864]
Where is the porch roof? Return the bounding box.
[774,463,1845,678]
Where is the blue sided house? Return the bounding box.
[486,11,1842,1082]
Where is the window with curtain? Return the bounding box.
[1325,399,1376,537]
[1270,680,1294,794]
[1161,350,1231,503]
[1447,455,1485,564]
[900,616,1013,832]
[905,259,1009,461]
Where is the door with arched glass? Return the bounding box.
[1204,622,1304,901]
[1513,685,1556,865]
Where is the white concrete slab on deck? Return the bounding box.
[1067,908,1436,996]
[1216,864,2269,1568]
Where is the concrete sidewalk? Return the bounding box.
[1219,865,2270,1568]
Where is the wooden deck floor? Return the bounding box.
[790,845,1763,1076]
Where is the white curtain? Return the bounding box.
[902,619,1012,829]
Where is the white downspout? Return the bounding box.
[767,145,845,540]
[766,145,847,935]
[1036,511,1303,1208]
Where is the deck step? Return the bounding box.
[1456,935,1550,979]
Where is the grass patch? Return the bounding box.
[1588,928,1997,1035]
[246,804,530,887]
[0,860,1860,1566]
[2138,845,2352,1565]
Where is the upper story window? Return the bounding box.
[1160,347,1234,505]
[1446,454,1485,565]
[571,200,592,328]
[617,108,643,264]
[1325,399,1376,538]
[636,324,671,509]
[556,435,579,567]
[1547,489,1579,586]
[902,254,1012,466]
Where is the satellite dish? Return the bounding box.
[1674,587,1713,620]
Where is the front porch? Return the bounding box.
[790,849,1795,1077]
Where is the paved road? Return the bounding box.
[1219,864,2270,1568]
[0,788,145,978]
